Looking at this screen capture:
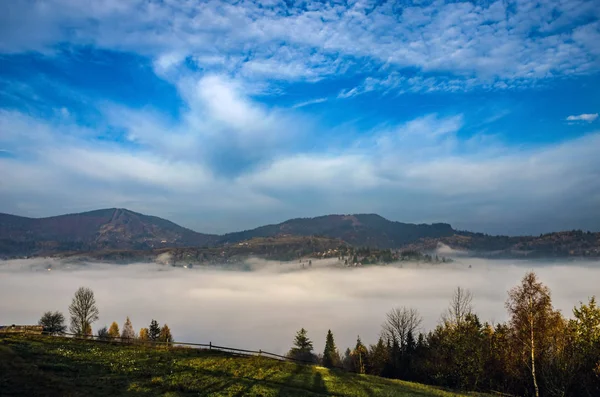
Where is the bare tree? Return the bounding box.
[69,287,99,336]
[381,307,422,347]
[442,286,473,326]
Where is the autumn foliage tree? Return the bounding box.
[506,271,562,397]
[108,322,120,340]
[159,324,173,344]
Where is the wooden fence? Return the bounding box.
[0,329,345,370]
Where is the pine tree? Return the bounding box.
[108,321,120,340]
[287,328,316,363]
[121,317,135,343]
[159,324,173,344]
[368,337,389,376]
[97,326,109,340]
[149,319,161,341]
[322,329,341,368]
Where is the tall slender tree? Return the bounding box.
[322,329,341,368]
[68,287,99,337]
[506,271,561,397]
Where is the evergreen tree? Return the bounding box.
[108,321,120,340]
[322,329,341,368]
[287,328,316,363]
[368,337,388,376]
[121,317,136,343]
[97,326,109,340]
[149,319,161,341]
[342,348,353,371]
[159,324,173,344]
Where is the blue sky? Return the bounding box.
[1,0,599,235]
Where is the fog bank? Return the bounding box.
[1,258,598,354]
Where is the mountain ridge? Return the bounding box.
[1,208,599,258]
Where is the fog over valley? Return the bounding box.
[1,258,598,354]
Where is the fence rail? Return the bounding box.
[0,329,343,369]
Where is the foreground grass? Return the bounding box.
[0,334,488,397]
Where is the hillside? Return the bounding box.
[64,235,350,265]
[0,334,487,397]
[404,230,600,258]
[219,214,455,248]
[1,208,599,258]
[0,209,217,257]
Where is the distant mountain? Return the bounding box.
[1,209,599,258]
[218,214,455,248]
[403,230,600,258]
[0,208,217,257]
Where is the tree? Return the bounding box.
[342,348,353,371]
[442,287,473,327]
[382,307,422,348]
[68,287,99,337]
[121,317,135,343]
[149,319,161,341]
[287,328,316,363]
[139,327,149,343]
[322,329,341,368]
[38,311,66,335]
[139,327,149,340]
[159,324,173,344]
[368,337,388,376]
[351,336,368,374]
[97,326,109,340]
[108,321,120,340]
[506,272,561,397]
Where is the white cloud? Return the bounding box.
[566,113,599,122]
[1,0,599,91]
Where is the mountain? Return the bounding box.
[1,209,599,258]
[0,208,217,257]
[218,214,455,248]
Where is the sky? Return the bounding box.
[0,0,599,235]
[1,258,599,353]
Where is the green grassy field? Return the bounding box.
[0,334,489,397]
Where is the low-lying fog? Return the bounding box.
[1,257,598,354]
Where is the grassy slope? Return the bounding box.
[0,335,488,397]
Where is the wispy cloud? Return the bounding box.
[291,97,328,109]
[566,113,599,122]
[1,0,599,91]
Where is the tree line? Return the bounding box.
[285,272,599,397]
[38,287,173,343]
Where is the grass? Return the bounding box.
[0,334,489,397]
